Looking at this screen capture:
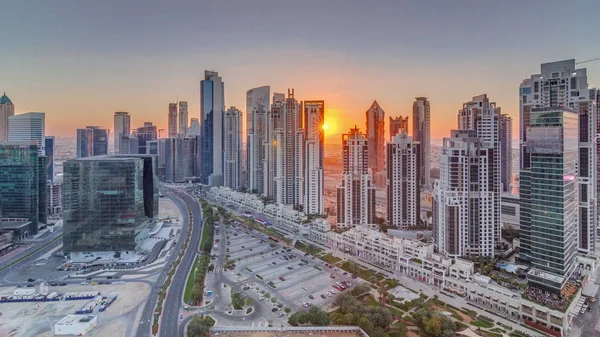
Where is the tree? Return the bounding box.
[187,315,214,337]
[245,297,254,306]
[190,284,203,305]
[231,291,245,310]
[333,293,358,313]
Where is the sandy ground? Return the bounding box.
[0,282,149,337]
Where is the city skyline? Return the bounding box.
[3,2,600,142]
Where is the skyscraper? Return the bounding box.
[386,131,420,229]
[272,89,304,207]
[200,70,225,186]
[519,60,596,254]
[136,122,157,154]
[76,126,109,158]
[246,86,270,194]
[168,103,178,138]
[366,101,385,175]
[0,92,14,141]
[389,116,409,141]
[433,130,496,257]
[224,107,242,190]
[45,136,55,182]
[499,114,513,192]
[303,100,325,215]
[113,111,131,154]
[519,108,578,294]
[413,97,431,187]
[178,101,189,137]
[8,112,45,155]
[336,127,376,229]
[263,93,286,199]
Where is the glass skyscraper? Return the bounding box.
[76,126,109,158]
[200,70,225,186]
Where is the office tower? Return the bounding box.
[336,126,376,229]
[0,92,14,141]
[136,122,157,154]
[76,126,109,158]
[519,108,578,294]
[264,93,286,199]
[119,134,139,155]
[246,86,270,194]
[499,115,512,192]
[413,97,431,187]
[519,60,596,254]
[47,177,62,216]
[593,88,600,234]
[457,94,502,243]
[200,70,225,186]
[224,107,242,190]
[8,112,45,155]
[303,100,325,215]
[113,111,131,154]
[0,142,43,235]
[178,101,188,137]
[389,116,409,141]
[45,136,55,183]
[186,118,201,138]
[63,155,158,258]
[168,103,178,138]
[433,130,496,257]
[366,101,385,175]
[386,131,420,229]
[272,89,304,208]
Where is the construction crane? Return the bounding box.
[157,128,165,138]
[576,57,600,65]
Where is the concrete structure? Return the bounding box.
[519,60,596,254]
[0,92,14,141]
[47,178,62,217]
[389,115,408,141]
[200,70,225,186]
[246,86,270,195]
[336,127,375,229]
[366,101,385,176]
[434,130,496,258]
[8,112,45,155]
[168,102,177,138]
[178,101,188,137]
[54,315,97,335]
[499,114,513,192]
[386,131,420,229]
[113,111,130,154]
[136,122,157,155]
[44,136,55,182]
[413,97,431,187]
[76,126,109,158]
[224,107,242,190]
[303,100,325,215]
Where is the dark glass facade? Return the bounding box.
[76,126,109,158]
[44,136,55,182]
[136,123,157,155]
[200,80,214,184]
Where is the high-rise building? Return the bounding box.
[45,136,55,183]
[200,70,225,186]
[76,126,109,158]
[162,137,197,183]
[386,131,420,229]
[433,130,496,257]
[366,101,385,175]
[0,142,44,236]
[413,97,431,188]
[303,100,325,215]
[499,115,513,193]
[336,127,376,229]
[519,59,596,254]
[62,155,158,259]
[0,92,14,141]
[8,112,45,155]
[272,89,304,208]
[246,86,270,194]
[519,108,578,294]
[119,134,139,155]
[178,101,188,137]
[264,93,286,199]
[136,122,157,155]
[389,116,409,141]
[113,111,131,154]
[224,107,242,190]
[47,177,62,217]
[168,103,178,138]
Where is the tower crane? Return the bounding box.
[576,57,600,65]
[158,128,165,138]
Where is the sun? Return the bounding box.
[322,116,338,137]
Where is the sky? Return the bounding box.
[2,0,600,144]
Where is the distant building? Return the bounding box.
[413,97,430,187]
[389,115,409,141]
[113,111,130,154]
[303,100,325,215]
[8,112,45,155]
[0,92,14,141]
[45,136,55,182]
[224,107,242,190]
[199,70,225,186]
[47,178,62,217]
[136,122,157,155]
[178,101,188,137]
[119,134,139,155]
[161,137,198,183]
[168,103,177,138]
[76,126,109,158]
[366,101,385,176]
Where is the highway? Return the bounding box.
[0,234,63,284]
[0,227,63,274]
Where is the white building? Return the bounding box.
[0,92,14,141]
[54,315,97,335]
[336,127,376,229]
[113,111,130,154]
[8,112,45,155]
[386,131,420,229]
[246,86,270,195]
[413,97,431,188]
[303,100,324,215]
[178,101,188,137]
[224,107,242,190]
[168,102,177,138]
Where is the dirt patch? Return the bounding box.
[431,304,472,324]
[92,320,126,337]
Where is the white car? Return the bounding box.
[326,292,332,297]
[259,296,265,301]
[330,289,336,294]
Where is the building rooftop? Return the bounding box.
[0,92,12,105]
[0,219,31,230]
[55,315,96,326]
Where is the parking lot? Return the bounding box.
[217,222,360,323]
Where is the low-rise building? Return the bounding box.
[54,315,97,335]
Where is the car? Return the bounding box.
[27,284,35,287]
[308,295,314,299]
[278,312,285,317]
[589,297,597,303]
[303,303,309,308]
[36,278,43,282]
[107,276,113,279]
[59,283,67,286]
[351,275,358,279]
[320,294,326,299]
[271,308,279,312]
[50,283,58,286]
[330,274,336,279]
[81,282,89,285]
[27,278,35,283]
[86,277,92,280]
[326,292,332,297]
[90,281,98,285]
[279,276,285,281]
[343,272,348,275]
[330,289,336,294]
[302,287,308,291]
[272,262,277,265]
[287,266,293,270]
[259,296,265,301]
[17,285,24,288]
[243,286,251,290]
[241,246,245,248]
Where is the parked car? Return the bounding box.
[320,294,326,299]
[308,295,314,299]
[271,308,279,312]
[279,276,285,281]
[27,278,35,283]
